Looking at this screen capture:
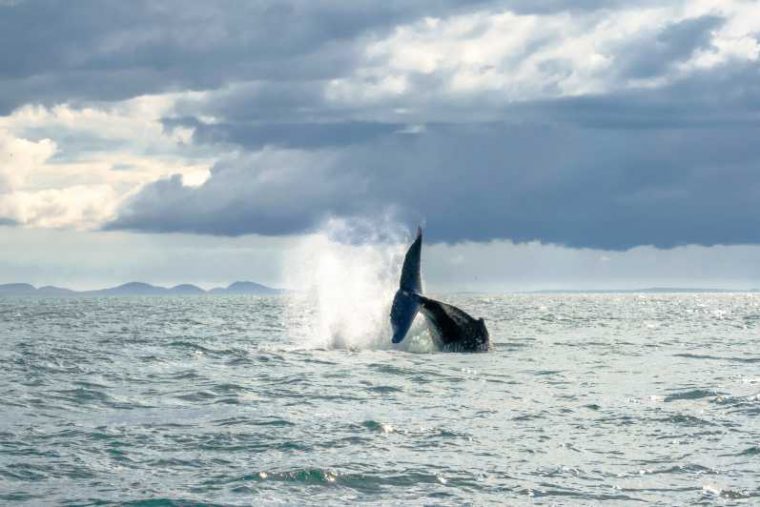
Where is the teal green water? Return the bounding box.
[0,294,758,505]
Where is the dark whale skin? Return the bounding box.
[389,227,490,352]
[416,295,491,353]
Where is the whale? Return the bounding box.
[390,227,491,352]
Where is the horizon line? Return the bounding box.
[1,281,758,296]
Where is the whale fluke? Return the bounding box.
[390,227,422,344]
[389,227,490,352]
[399,226,422,293]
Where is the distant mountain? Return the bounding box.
[170,284,205,295]
[209,281,284,295]
[0,281,284,297]
[0,283,36,295]
[37,285,76,296]
[89,282,170,296]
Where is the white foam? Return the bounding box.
[283,217,431,351]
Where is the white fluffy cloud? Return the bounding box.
[0,94,213,229]
[326,0,760,116]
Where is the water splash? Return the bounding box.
[283,217,432,351]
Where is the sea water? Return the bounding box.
[0,293,758,506]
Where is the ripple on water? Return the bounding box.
[738,446,760,456]
[1,294,759,505]
[663,389,724,402]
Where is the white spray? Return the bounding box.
[283,217,432,351]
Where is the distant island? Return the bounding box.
[1,283,756,297]
[0,281,285,297]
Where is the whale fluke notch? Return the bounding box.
[389,227,490,352]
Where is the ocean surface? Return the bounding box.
[0,293,758,506]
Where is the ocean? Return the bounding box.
[0,293,758,506]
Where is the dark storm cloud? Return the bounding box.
[0,0,668,112]
[108,150,365,237]
[5,0,760,249]
[485,0,662,14]
[186,120,401,149]
[518,61,760,129]
[617,15,725,79]
[164,81,400,148]
[0,0,508,113]
[112,56,760,250]
[110,112,760,249]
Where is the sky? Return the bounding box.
[1,0,759,291]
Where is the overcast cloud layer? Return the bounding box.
[1,0,759,250]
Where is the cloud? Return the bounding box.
[0,0,506,114]
[178,118,401,150]
[3,0,760,251]
[423,239,760,291]
[324,4,758,111]
[615,15,725,79]
[0,95,212,228]
[109,111,760,249]
[0,225,295,289]
[3,225,760,291]
[165,2,758,129]
[108,148,358,236]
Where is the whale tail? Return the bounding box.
[390,227,423,343]
[389,226,491,351]
[399,226,423,294]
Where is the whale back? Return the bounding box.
[416,295,491,352]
